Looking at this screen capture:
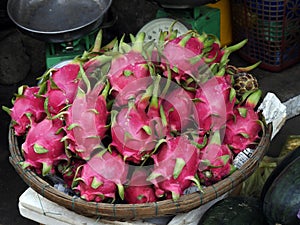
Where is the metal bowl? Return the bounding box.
[7,0,112,43]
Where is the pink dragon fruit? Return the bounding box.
[124,169,157,204]
[194,75,236,134]
[107,32,152,99]
[161,31,206,84]
[73,150,128,202]
[21,118,67,176]
[198,131,234,186]
[43,63,80,115]
[65,80,109,160]
[112,76,154,107]
[223,106,262,155]
[147,135,200,200]
[3,85,46,136]
[110,104,157,164]
[110,76,168,164]
[162,87,195,134]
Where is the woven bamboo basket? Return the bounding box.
[8,123,272,221]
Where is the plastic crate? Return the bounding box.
[231,0,300,72]
[156,6,221,40]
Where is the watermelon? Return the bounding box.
[262,147,300,225]
[198,196,267,225]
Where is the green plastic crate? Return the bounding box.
[156,6,220,39]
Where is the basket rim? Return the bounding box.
[8,122,272,221]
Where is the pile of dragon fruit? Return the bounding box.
[4,28,264,204]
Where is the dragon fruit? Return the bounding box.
[3,28,266,206]
[110,103,157,164]
[161,31,206,85]
[198,131,234,186]
[65,79,109,160]
[162,87,195,134]
[194,75,236,133]
[21,118,67,176]
[3,86,46,136]
[107,32,152,100]
[147,135,200,200]
[43,63,80,115]
[124,169,157,204]
[110,76,168,164]
[73,150,128,202]
[223,106,262,155]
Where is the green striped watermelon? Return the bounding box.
[262,147,300,225]
[198,196,267,225]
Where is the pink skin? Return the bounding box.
[161,34,206,84]
[124,185,157,204]
[45,88,68,115]
[108,51,151,97]
[65,90,108,160]
[198,143,233,186]
[88,150,129,185]
[21,118,67,175]
[110,105,157,164]
[74,163,117,202]
[224,106,261,154]
[50,63,80,102]
[170,36,204,54]
[162,43,202,82]
[10,86,46,136]
[112,77,153,107]
[45,63,80,115]
[74,151,128,202]
[194,76,235,133]
[149,136,199,200]
[162,87,195,134]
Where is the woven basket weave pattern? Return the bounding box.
[8,124,272,220]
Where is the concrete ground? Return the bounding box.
[1,10,300,225]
